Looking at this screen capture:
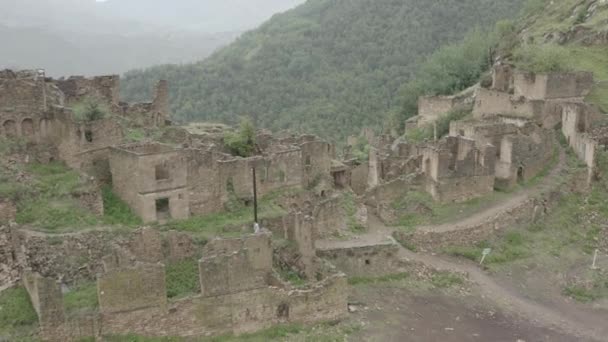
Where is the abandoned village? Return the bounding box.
[0,49,607,341]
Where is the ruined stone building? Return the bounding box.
[17,230,346,341]
[0,69,169,182]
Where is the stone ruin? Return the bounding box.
[0,69,169,183]
[19,232,347,341]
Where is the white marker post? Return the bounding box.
[591,249,599,270]
[480,248,492,265]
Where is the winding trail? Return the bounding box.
[317,147,608,342]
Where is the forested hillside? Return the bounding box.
[121,0,525,140]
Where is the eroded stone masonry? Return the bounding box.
[1,63,607,341]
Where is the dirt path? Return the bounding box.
[317,148,608,341]
[417,146,566,234]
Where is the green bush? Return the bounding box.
[73,98,108,122]
[513,44,572,73]
[224,117,256,157]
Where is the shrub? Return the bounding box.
[224,117,256,157]
[513,44,572,73]
[73,98,108,122]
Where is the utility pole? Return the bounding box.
[252,167,258,225]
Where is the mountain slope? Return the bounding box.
[121,0,525,140]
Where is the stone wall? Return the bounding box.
[312,196,347,239]
[54,75,120,108]
[418,96,457,126]
[98,263,167,314]
[350,162,369,195]
[513,71,594,100]
[301,140,332,188]
[186,149,223,216]
[22,271,65,328]
[473,88,545,121]
[30,231,346,341]
[0,226,18,287]
[200,233,273,297]
[422,136,496,202]
[317,240,404,277]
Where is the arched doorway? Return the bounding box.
[2,120,16,137]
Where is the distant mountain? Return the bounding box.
[120,0,525,140]
[0,24,239,77]
[0,0,303,76]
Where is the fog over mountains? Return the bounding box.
[0,0,305,77]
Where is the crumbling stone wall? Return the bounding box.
[473,88,546,121]
[495,127,554,187]
[0,226,18,287]
[349,162,369,195]
[513,71,594,100]
[0,70,62,142]
[317,241,404,277]
[301,140,332,188]
[186,149,223,216]
[312,196,348,239]
[418,96,457,126]
[22,271,66,328]
[422,136,496,202]
[54,75,120,108]
[491,63,514,92]
[98,263,167,314]
[200,233,272,297]
[119,80,170,127]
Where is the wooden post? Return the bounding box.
[252,167,258,224]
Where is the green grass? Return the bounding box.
[392,190,510,230]
[101,186,142,227]
[104,322,361,342]
[348,272,409,286]
[161,192,287,238]
[430,272,465,288]
[280,270,307,287]
[444,231,531,265]
[342,191,365,233]
[166,259,201,299]
[63,282,99,314]
[0,287,38,338]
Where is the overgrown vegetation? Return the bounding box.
[161,189,289,240]
[105,322,361,342]
[121,0,524,141]
[404,108,471,142]
[348,273,409,286]
[101,185,142,227]
[63,282,99,314]
[513,44,572,73]
[165,259,201,299]
[342,191,365,234]
[392,190,510,231]
[430,272,465,288]
[73,97,108,122]
[0,287,38,339]
[224,117,256,157]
